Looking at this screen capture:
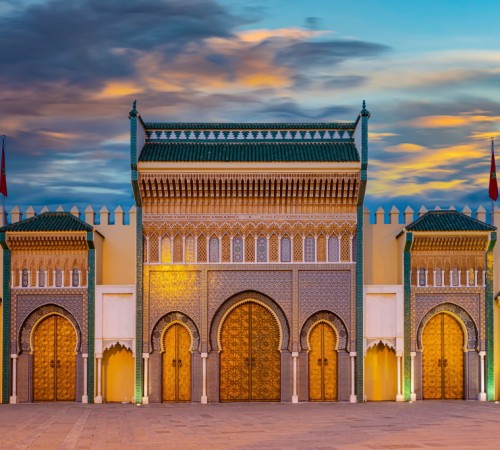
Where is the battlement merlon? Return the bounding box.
[0,205,137,227]
[364,205,499,226]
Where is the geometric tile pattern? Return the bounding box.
[298,270,352,345]
[18,303,82,354]
[209,290,290,352]
[146,129,355,142]
[146,269,202,347]
[207,270,293,330]
[299,311,348,351]
[413,292,481,351]
[15,292,86,353]
[416,301,478,350]
[150,311,200,353]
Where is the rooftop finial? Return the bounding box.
[360,99,370,117]
[129,99,138,117]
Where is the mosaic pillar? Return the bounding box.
[410,351,416,401]
[479,351,486,401]
[396,353,404,401]
[349,352,356,403]
[292,351,298,403]
[201,352,208,404]
[95,355,102,403]
[142,353,149,404]
[82,353,88,403]
[9,354,17,404]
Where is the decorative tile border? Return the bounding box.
[145,129,354,142]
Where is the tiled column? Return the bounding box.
[410,352,416,401]
[201,352,208,404]
[292,352,298,403]
[350,352,356,403]
[143,353,149,404]
[396,353,404,401]
[10,355,18,404]
[479,351,486,401]
[82,353,88,403]
[95,354,103,403]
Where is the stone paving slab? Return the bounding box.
[1,401,500,449]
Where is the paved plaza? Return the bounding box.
[1,401,500,449]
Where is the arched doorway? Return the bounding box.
[33,314,76,401]
[220,302,280,402]
[102,344,134,403]
[309,322,337,401]
[162,323,191,402]
[364,342,397,401]
[422,312,464,399]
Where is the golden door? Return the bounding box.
[220,302,280,401]
[33,315,76,401]
[422,313,464,399]
[309,323,337,401]
[162,324,191,402]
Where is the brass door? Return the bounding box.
[33,315,76,401]
[220,302,280,401]
[162,324,191,402]
[309,322,337,401]
[422,313,464,399]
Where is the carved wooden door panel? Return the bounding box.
[220,304,251,401]
[309,323,337,401]
[220,302,280,401]
[442,314,464,399]
[34,315,76,401]
[162,324,191,402]
[422,313,464,399]
[34,316,56,401]
[55,317,76,401]
[250,303,281,401]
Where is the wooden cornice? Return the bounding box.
[6,234,89,251]
[412,235,489,252]
[138,172,359,204]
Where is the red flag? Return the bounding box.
[0,136,6,198]
[489,138,498,201]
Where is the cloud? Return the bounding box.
[368,141,489,200]
[275,40,389,68]
[7,0,499,215]
[384,143,424,153]
[368,132,398,143]
[237,27,328,42]
[405,114,500,129]
[0,0,242,86]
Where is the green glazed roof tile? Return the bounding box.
[139,142,359,162]
[0,212,93,232]
[406,210,495,232]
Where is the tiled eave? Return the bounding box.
[138,160,361,173]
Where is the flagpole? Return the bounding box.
[1,135,5,226]
[491,137,497,225]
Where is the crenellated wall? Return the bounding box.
[0,205,137,286]
[364,205,499,286]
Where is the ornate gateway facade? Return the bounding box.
[132,102,368,403]
[1,102,499,404]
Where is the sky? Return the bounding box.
[1,0,500,220]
